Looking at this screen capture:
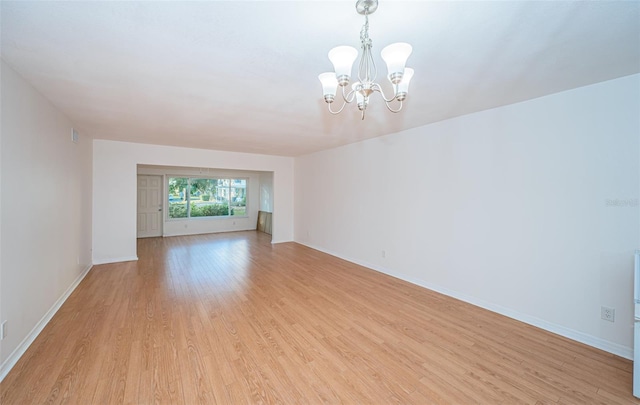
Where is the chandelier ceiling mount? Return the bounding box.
[356,0,378,15]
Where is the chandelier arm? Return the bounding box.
[327,85,357,114]
[372,83,398,103]
[383,99,403,113]
[341,85,357,103]
[327,100,349,115]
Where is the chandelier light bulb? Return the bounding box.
[395,68,414,101]
[328,46,358,86]
[352,83,368,111]
[318,72,339,103]
[381,42,413,84]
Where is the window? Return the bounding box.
[168,177,247,219]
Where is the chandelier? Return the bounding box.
[318,0,414,120]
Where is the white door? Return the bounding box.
[137,175,163,238]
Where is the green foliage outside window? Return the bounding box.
[168,177,246,219]
[190,203,232,217]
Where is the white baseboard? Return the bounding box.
[92,256,138,265]
[0,264,93,382]
[271,239,292,244]
[296,241,633,360]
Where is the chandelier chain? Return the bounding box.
[358,9,377,84]
[360,8,370,45]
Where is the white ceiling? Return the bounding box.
[2,1,639,157]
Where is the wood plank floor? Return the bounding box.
[1,231,637,404]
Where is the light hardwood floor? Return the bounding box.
[1,231,637,404]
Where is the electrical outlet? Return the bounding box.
[1,320,7,340]
[601,306,615,322]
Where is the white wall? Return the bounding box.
[259,171,274,212]
[93,140,294,264]
[137,165,262,236]
[294,74,640,358]
[0,60,93,375]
